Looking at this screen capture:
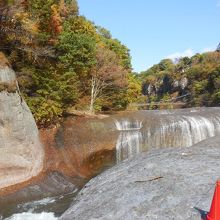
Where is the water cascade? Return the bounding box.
[115,120,143,163]
[115,109,220,163]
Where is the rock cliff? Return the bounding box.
[0,53,44,190]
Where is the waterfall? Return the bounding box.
[115,109,220,163]
[114,119,143,131]
[116,131,142,163]
[145,115,220,149]
[115,119,143,163]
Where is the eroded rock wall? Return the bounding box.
[0,55,44,189]
[39,116,117,180]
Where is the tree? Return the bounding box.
[96,26,112,39]
[103,38,132,70]
[126,73,142,104]
[158,59,174,71]
[89,46,127,113]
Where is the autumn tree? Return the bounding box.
[89,46,127,113]
[126,73,142,104]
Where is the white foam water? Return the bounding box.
[115,119,143,163]
[114,119,143,131]
[5,212,58,220]
[115,110,220,163]
[17,197,56,210]
[116,130,142,163]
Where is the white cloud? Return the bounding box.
[166,49,194,61]
[202,46,215,53]
[166,46,216,62]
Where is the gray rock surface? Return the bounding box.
[0,66,44,189]
[60,136,220,220]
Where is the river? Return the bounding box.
[1,107,220,220]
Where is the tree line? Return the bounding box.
[140,51,220,108]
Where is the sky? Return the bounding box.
[77,0,220,72]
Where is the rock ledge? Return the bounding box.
[60,136,220,220]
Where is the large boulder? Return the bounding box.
[60,136,220,220]
[0,53,44,189]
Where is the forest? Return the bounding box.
[0,0,142,127]
[0,0,220,128]
[140,50,220,109]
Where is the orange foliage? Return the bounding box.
[51,4,62,34]
[0,52,10,67]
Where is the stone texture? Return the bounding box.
[0,65,44,189]
[60,136,220,220]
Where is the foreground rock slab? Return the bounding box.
[60,136,220,220]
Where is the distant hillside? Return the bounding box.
[140,51,220,108]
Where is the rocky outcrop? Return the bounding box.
[0,54,44,190]
[60,136,220,220]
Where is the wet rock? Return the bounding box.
[0,172,78,218]
[60,136,220,220]
[40,116,117,179]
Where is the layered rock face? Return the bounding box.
[0,55,44,190]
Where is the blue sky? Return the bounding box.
[77,0,220,72]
